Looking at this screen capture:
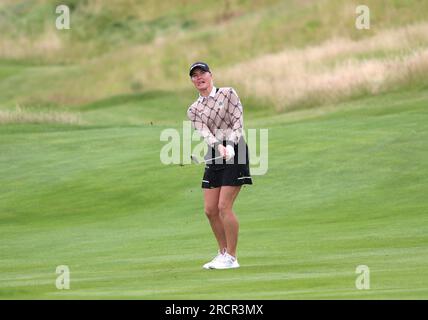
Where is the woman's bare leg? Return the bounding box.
[204,187,227,252]
[218,186,242,258]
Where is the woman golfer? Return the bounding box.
[187,62,252,269]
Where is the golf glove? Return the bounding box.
[225,145,235,161]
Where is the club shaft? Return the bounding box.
[202,155,224,163]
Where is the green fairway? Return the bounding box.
[1,88,427,299]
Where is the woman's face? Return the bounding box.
[191,69,212,92]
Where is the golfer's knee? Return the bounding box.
[218,201,232,216]
[204,205,219,218]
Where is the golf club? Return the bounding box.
[190,154,224,164]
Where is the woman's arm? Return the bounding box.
[187,106,220,149]
[227,88,244,145]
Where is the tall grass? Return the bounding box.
[220,23,428,111]
[1,0,428,112]
[0,27,63,61]
[0,0,283,63]
[0,105,82,124]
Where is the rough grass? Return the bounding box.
[0,2,427,120]
[2,0,428,112]
[221,23,428,111]
[0,105,82,125]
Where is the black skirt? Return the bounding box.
[201,138,253,189]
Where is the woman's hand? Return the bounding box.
[217,144,235,160]
[217,144,227,159]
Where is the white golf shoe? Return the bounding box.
[202,250,225,269]
[208,252,240,270]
